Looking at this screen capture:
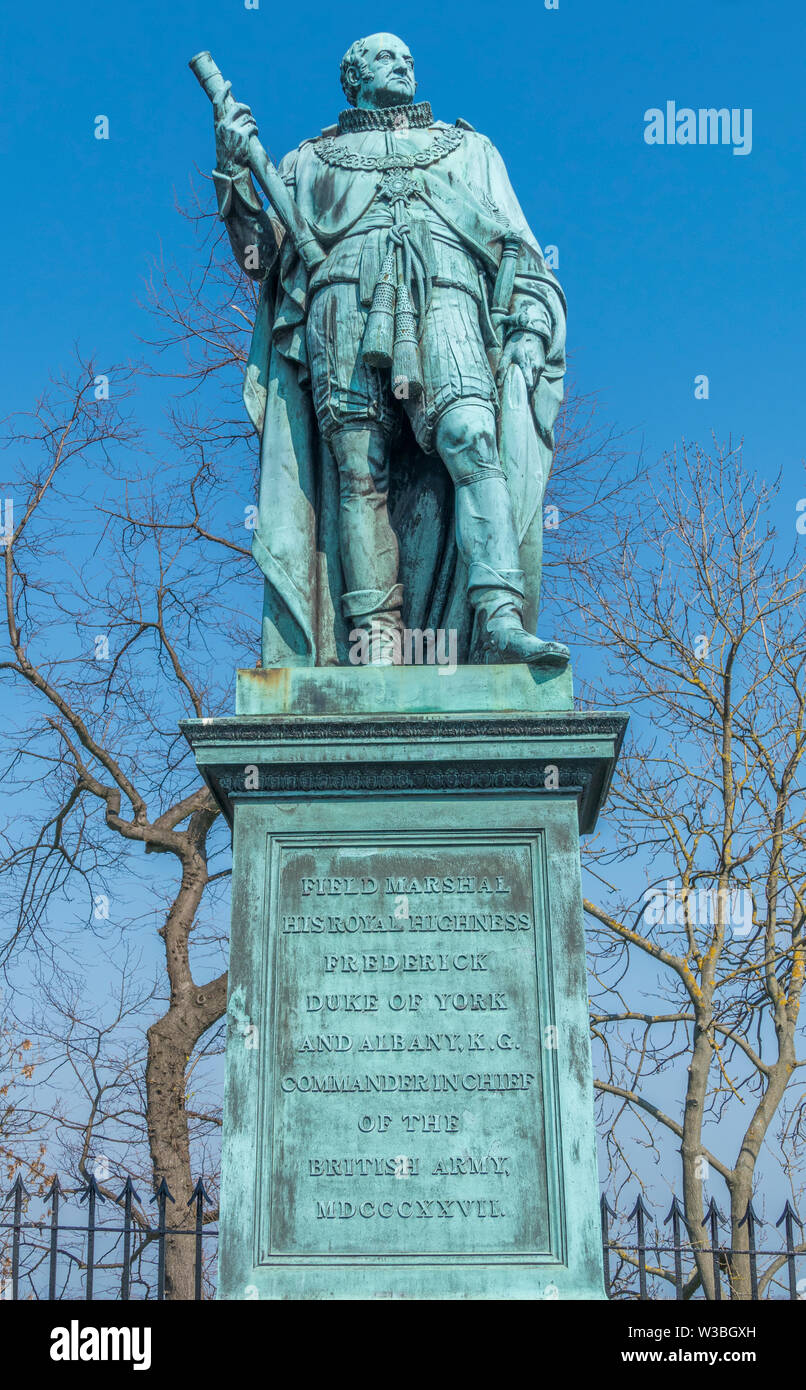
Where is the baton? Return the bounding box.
[189,50,325,272]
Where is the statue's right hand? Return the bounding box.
[213,81,258,171]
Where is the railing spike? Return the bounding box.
[738,1199,763,1229]
[663,1195,686,1225]
[738,1198,762,1299]
[47,1174,62,1300]
[776,1200,802,1300]
[776,1200,803,1229]
[627,1193,652,1300]
[3,1173,30,1203]
[116,1175,142,1207]
[188,1178,210,1300]
[80,1172,106,1204]
[5,1171,28,1300]
[188,1177,211,1207]
[116,1174,140,1301]
[153,1177,174,1301]
[44,1175,64,1203]
[628,1193,653,1221]
[600,1194,617,1299]
[701,1197,724,1301]
[81,1173,102,1300]
[664,1196,686,1300]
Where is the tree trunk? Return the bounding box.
[681,1012,715,1298]
[145,827,226,1298]
[146,1011,197,1299]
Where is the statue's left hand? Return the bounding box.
[495,330,546,393]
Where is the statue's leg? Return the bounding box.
[403,284,566,668]
[434,401,569,668]
[328,425,403,666]
[306,283,403,665]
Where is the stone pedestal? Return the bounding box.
[182,665,625,1300]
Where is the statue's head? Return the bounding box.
[340,33,416,109]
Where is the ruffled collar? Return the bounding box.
[338,101,434,133]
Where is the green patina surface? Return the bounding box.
[235,661,573,716]
[185,31,624,1299]
[201,31,570,672]
[182,665,626,1299]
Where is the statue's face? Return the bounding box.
[354,34,416,109]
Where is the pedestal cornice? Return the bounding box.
[181,673,626,835]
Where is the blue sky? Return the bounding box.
[3,0,804,487]
[3,0,804,1260]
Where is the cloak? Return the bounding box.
[241,121,567,666]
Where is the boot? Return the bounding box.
[451,473,570,668]
[470,567,570,669]
[343,584,404,666]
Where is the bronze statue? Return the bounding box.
[193,34,568,668]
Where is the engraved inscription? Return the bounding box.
[265,840,551,1257]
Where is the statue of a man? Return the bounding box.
[212,33,568,668]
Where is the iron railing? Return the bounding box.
[0,1175,216,1301]
[2,1175,803,1299]
[601,1193,805,1300]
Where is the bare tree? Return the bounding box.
[576,439,806,1297]
[0,354,250,1296]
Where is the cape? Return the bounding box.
[242,119,567,666]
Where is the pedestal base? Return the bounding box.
[182,666,625,1300]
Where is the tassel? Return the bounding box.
[392,280,423,398]
[362,248,397,367]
